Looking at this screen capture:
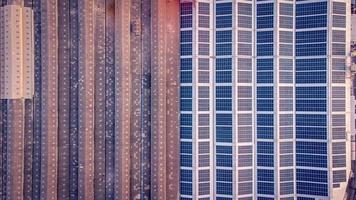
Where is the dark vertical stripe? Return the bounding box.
[1,101,7,199]
[32,0,42,198]
[6,102,12,200]
[78,0,95,198]
[24,100,33,200]
[0,102,2,200]
[69,0,79,198]
[58,0,70,199]
[40,0,49,197]
[105,0,115,199]
[7,100,25,200]
[141,0,151,198]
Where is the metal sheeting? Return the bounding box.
[0,0,179,199]
[69,0,79,198]
[1,1,27,200]
[93,0,106,199]
[105,0,115,199]
[58,0,70,198]
[23,99,33,200]
[32,0,42,198]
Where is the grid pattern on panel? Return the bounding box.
[197,2,212,198]
[256,2,274,198]
[236,2,254,197]
[330,0,347,190]
[236,3,254,197]
[278,2,295,198]
[295,1,328,197]
[179,1,351,199]
[215,1,233,199]
[180,2,193,198]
